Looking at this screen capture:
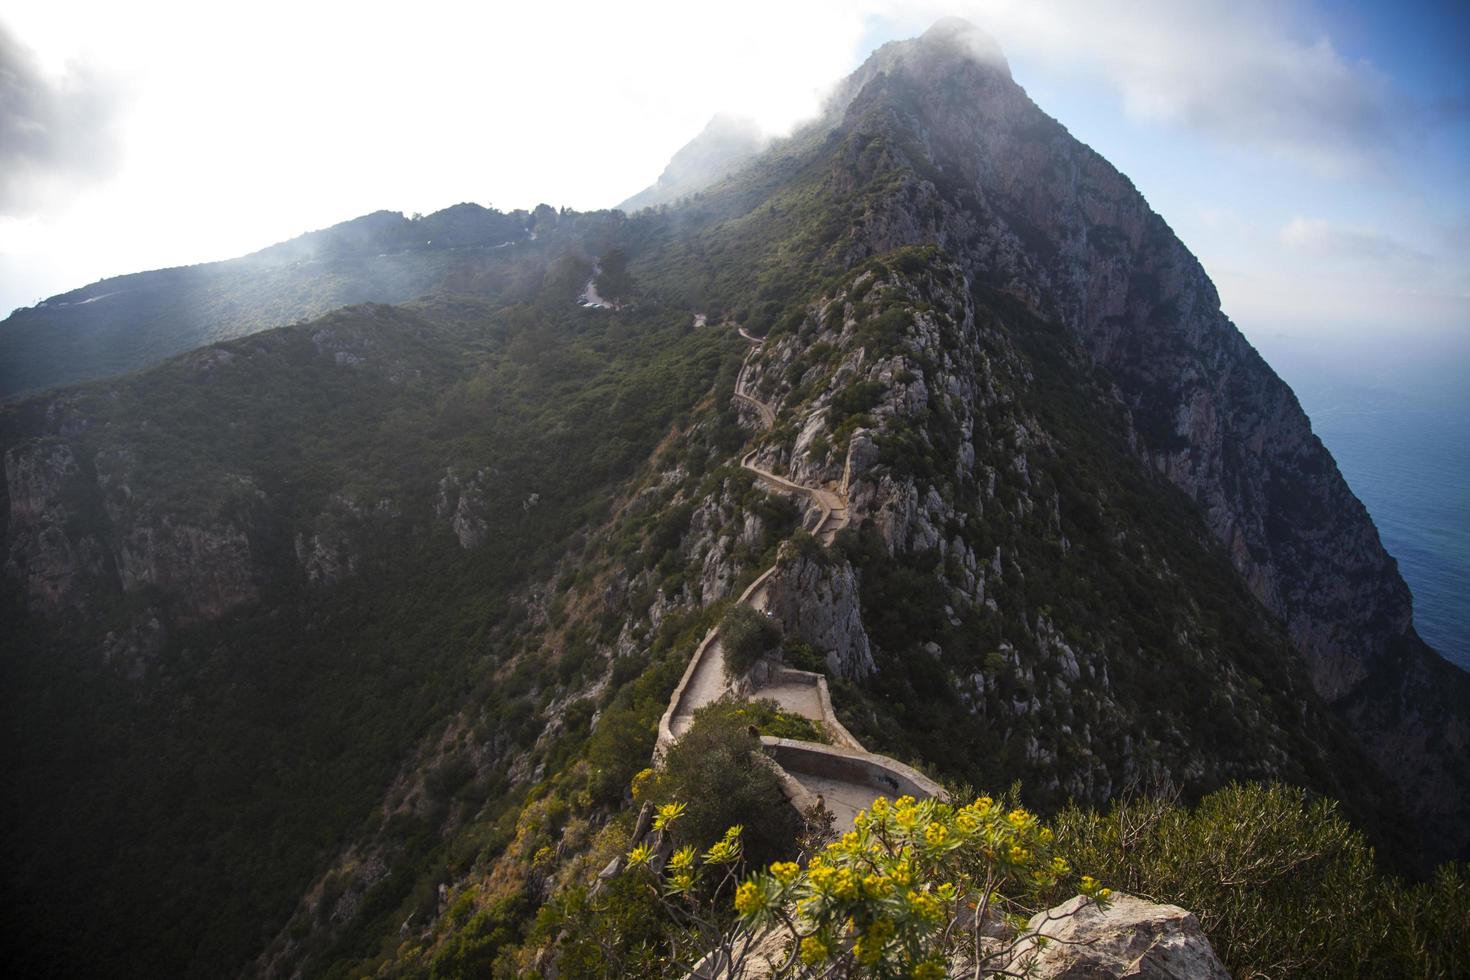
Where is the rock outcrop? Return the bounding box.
[436,467,492,549]
[1001,893,1230,980]
[4,440,110,611]
[761,541,875,680]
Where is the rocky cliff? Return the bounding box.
[735,17,1468,859]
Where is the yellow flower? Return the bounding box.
[935,882,957,902]
[1079,875,1099,895]
[854,920,896,966]
[863,873,893,899]
[1006,808,1031,828]
[1008,844,1030,864]
[734,880,762,915]
[627,843,653,866]
[907,889,943,923]
[668,871,694,894]
[668,845,697,872]
[653,801,687,831]
[855,933,891,967]
[630,767,655,801]
[1100,887,1114,900]
[704,827,743,865]
[799,935,831,965]
[870,796,890,815]
[1051,856,1071,875]
[924,821,948,846]
[911,959,946,980]
[770,861,801,884]
[865,916,896,947]
[704,841,736,864]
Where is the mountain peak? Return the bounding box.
[618,113,767,212]
[917,16,1011,74]
[820,17,1014,126]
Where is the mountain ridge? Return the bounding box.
[0,202,541,399]
[1,17,1465,979]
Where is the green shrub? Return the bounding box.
[827,379,886,427]
[1053,782,1470,979]
[720,604,782,680]
[733,697,830,743]
[648,700,801,868]
[781,638,827,675]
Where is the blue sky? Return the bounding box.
[2,0,1466,353]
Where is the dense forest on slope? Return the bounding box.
[1,216,746,975]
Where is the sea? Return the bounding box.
[1250,329,1470,673]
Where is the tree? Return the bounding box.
[721,604,782,680]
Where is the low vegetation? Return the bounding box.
[1055,783,1470,979]
[720,603,783,679]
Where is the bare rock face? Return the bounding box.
[116,518,257,621]
[293,493,394,586]
[4,439,110,610]
[435,467,491,549]
[762,541,875,680]
[4,434,262,633]
[1002,893,1229,980]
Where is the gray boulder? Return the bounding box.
[1002,893,1229,979]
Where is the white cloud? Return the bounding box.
[0,22,127,216]
[1279,217,1430,266]
[0,0,1463,340]
[0,0,884,312]
[919,0,1408,176]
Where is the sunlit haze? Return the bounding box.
[3,0,1467,350]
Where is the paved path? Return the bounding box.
[783,772,883,831]
[656,324,938,830]
[734,390,776,428]
[761,679,824,719]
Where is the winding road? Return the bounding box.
[654,323,941,828]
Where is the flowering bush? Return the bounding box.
[628,792,1108,978]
